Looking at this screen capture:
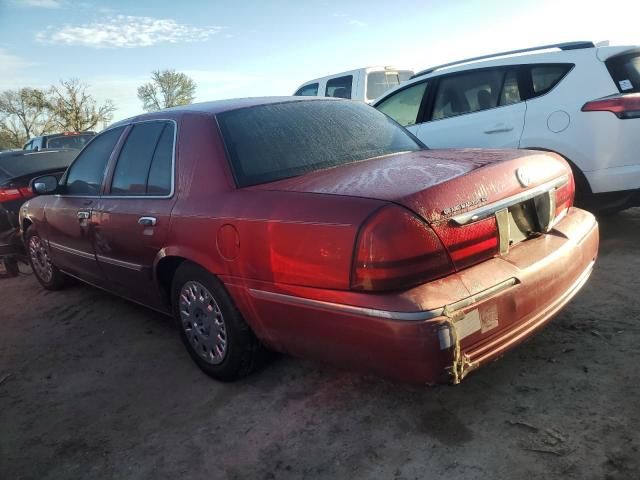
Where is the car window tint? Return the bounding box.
[531,65,571,95]
[366,71,406,101]
[294,83,319,96]
[325,75,353,99]
[376,81,428,126]
[432,70,504,120]
[217,100,421,187]
[499,69,521,106]
[146,123,174,195]
[111,122,166,195]
[65,127,124,196]
[606,53,640,93]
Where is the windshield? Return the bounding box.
[217,100,422,187]
[366,70,414,101]
[46,133,95,149]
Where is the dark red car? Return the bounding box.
[21,97,599,384]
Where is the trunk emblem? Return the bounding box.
[442,196,488,216]
[516,167,531,187]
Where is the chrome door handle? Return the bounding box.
[77,210,90,220]
[138,216,157,226]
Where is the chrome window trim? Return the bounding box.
[450,174,569,226]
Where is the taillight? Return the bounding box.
[0,186,33,203]
[431,217,499,271]
[554,171,575,218]
[581,94,640,119]
[351,205,454,291]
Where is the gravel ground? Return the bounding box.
[1,209,639,480]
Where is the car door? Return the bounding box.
[92,120,177,308]
[415,67,526,148]
[45,126,125,284]
[375,79,430,136]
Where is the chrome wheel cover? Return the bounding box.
[28,235,53,283]
[179,281,228,365]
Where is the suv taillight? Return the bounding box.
[0,186,33,203]
[351,206,454,291]
[581,94,640,119]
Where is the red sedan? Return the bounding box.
[21,97,598,384]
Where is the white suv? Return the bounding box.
[373,41,640,213]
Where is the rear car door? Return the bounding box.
[93,120,177,308]
[45,126,125,284]
[415,67,526,148]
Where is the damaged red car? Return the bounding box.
[20,97,598,384]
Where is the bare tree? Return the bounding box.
[48,79,116,132]
[137,69,196,112]
[0,87,55,146]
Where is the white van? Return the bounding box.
[293,67,414,103]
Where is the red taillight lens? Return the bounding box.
[0,186,33,203]
[431,217,499,271]
[555,171,575,218]
[351,206,454,291]
[582,94,640,119]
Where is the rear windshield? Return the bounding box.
[217,100,421,187]
[606,51,640,93]
[46,133,95,149]
[0,150,76,183]
[366,70,414,101]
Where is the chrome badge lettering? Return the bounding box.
[443,196,488,216]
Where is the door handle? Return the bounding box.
[77,210,90,220]
[484,124,514,134]
[138,216,157,227]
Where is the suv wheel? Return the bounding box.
[26,226,66,290]
[171,262,262,381]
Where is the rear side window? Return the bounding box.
[217,100,421,187]
[110,121,174,196]
[376,81,428,126]
[530,65,572,96]
[325,75,352,99]
[432,69,505,120]
[606,52,640,93]
[65,127,124,196]
[294,83,319,96]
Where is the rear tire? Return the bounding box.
[171,262,262,381]
[26,226,66,290]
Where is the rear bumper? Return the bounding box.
[227,207,599,384]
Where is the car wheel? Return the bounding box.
[26,226,66,290]
[171,262,262,381]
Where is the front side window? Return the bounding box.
[530,64,572,96]
[217,100,421,187]
[110,121,174,196]
[432,69,505,120]
[65,127,124,196]
[325,75,353,99]
[376,81,428,126]
[294,83,319,96]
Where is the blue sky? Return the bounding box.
[1,0,638,124]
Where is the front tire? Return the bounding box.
[171,262,262,381]
[26,226,66,290]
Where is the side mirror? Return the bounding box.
[31,175,59,195]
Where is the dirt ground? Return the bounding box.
[1,209,639,480]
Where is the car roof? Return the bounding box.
[111,96,343,127]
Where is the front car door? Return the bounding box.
[415,67,526,148]
[45,126,125,284]
[93,119,177,308]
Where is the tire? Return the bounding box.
[171,262,262,381]
[26,226,66,290]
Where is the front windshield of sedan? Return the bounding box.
[217,100,422,187]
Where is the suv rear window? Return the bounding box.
[606,51,640,93]
[366,70,414,101]
[217,100,421,187]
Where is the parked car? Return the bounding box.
[293,67,414,103]
[0,149,77,275]
[23,131,96,152]
[373,41,640,214]
[20,97,598,384]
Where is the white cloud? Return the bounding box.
[348,19,367,27]
[0,49,36,91]
[10,0,62,7]
[36,15,225,48]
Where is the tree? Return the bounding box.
[0,87,54,146]
[48,79,116,132]
[137,69,196,112]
